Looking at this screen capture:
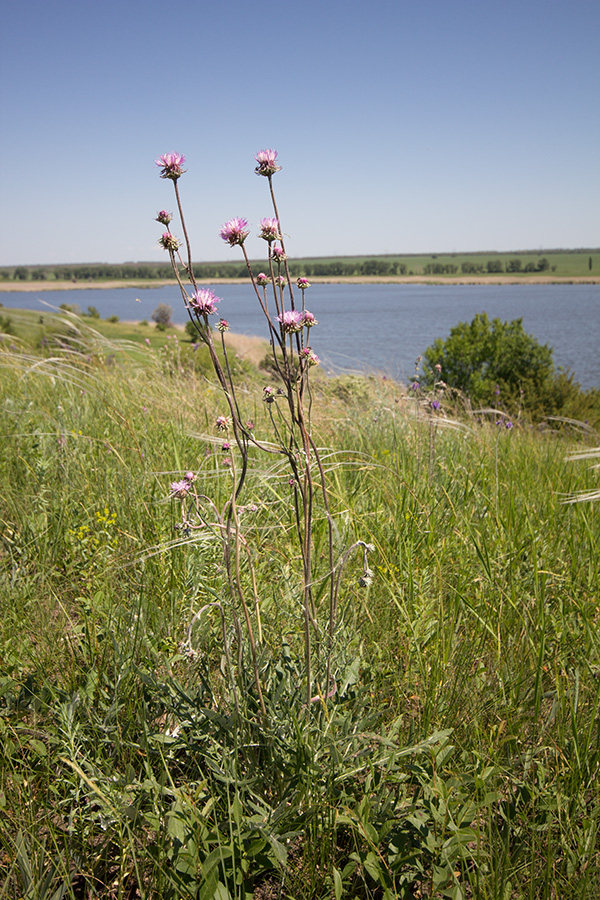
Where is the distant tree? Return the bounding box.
[86,306,101,319]
[537,257,550,272]
[151,304,173,328]
[507,259,522,273]
[486,260,504,274]
[589,256,593,271]
[422,312,559,416]
[14,266,29,281]
[107,315,120,323]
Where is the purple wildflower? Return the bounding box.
[217,319,230,332]
[254,148,281,177]
[256,272,270,286]
[299,347,320,367]
[431,399,441,410]
[155,152,186,180]
[246,420,255,431]
[159,232,180,252]
[222,441,231,451]
[156,210,173,226]
[297,277,311,289]
[184,471,196,482]
[259,217,280,242]
[216,415,229,431]
[187,288,220,316]
[302,310,318,328]
[505,420,514,429]
[271,246,287,262]
[170,479,190,498]
[263,386,276,403]
[278,310,303,333]
[411,381,419,392]
[274,275,286,288]
[220,217,250,246]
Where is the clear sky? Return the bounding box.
[1,0,598,266]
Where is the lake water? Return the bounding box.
[2,283,599,388]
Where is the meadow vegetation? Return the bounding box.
[1,153,599,899]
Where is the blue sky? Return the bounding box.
[1,0,598,265]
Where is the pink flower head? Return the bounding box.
[220,217,250,246]
[259,217,280,242]
[159,232,180,252]
[278,309,304,334]
[156,210,173,226]
[216,415,229,431]
[222,441,231,451]
[184,471,196,482]
[271,246,287,262]
[256,272,270,286]
[263,386,275,403]
[170,479,190,498]
[274,275,286,288]
[254,148,281,177]
[156,152,186,180]
[188,288,220,316]
[297,277,311,289]
[302,310,318,328]
[299,347,320,367]
[435,363,442,373]
[217,318,230,332]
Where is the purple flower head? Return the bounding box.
[278,310,304,334]
[246,419,255,431]
[216,415,229,431]
[299,347,320,367]
[431,399,441,410]
[505,420,514,429]
[159,232,180,252]
[256,272,270,286]
[156,210,173,226]
[170,479,190,498]
[258,217,280,242]
[220,217,250,246]
[271,246,287,262]
[254,148,281,177]
[263,386,276,403]
[302,310,318,328]
[188,288,220,316]
[495,385,501,396]
[274,275,286,288]
[222,441,231,451]
[184,471,196,482]
[156,152,186,180]
[217,318,230,332]
[411,381,420,392]
[297,277,311,289]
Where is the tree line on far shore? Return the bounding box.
[0,253,594,283]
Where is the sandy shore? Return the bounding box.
[1,275,599,292]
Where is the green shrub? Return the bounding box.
[422,311,597,421]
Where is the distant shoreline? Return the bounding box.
[1,275,599,292]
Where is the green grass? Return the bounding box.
[1,319,599,898]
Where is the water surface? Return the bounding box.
[2,283,599,388]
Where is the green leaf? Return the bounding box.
[333,865,343,900]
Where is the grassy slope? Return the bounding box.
[1,317,599,897]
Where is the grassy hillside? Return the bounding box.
[1,313,599,898]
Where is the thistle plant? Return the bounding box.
[154,150,368,710]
